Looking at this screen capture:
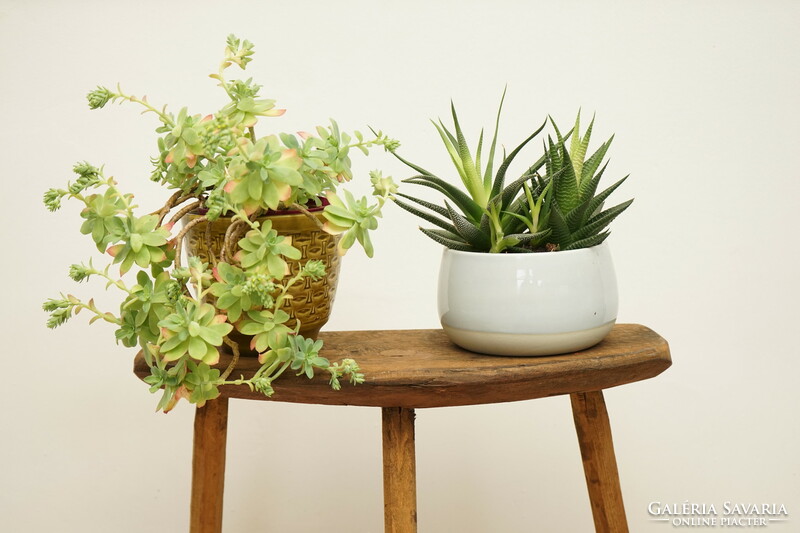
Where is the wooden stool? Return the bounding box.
[134,324,670,533]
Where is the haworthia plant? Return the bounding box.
[388,96,632,253]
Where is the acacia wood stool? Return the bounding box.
[134,323,671,533]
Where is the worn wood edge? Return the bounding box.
[133,324,671,408]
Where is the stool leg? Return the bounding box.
[381,407,418,533]
[190,397,229,533]
[570,391,629,533]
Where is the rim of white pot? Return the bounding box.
[442,241,608,259]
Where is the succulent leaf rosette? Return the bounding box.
[43,36,392,412]
[389,90,632,254]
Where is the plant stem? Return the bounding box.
[290,203,326,231]
[220,337,240,381]
[94,267,133,296]
[154,191,196,226]
[152,190,183,222]
[167,200,203,227]
[75,301,122,325]
[115,85,175,127]
[277,270,305,306]
[221,218,245,263]
[220,210,260,263]
[205,215,216,268]
[173,215,208,268]
[104,177,136,215]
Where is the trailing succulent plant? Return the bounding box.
[389,93,632,253]
[43,36,398,412]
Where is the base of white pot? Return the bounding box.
[441,320,616,356]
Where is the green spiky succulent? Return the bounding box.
[389,94,631,253]
[540,113,633,250]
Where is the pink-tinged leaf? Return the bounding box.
[150,249,167,264]
[278,148,302,168]
[212,266,222,282]
[277,183,292,202]
[161,327,173,339]
[212,314,228,325]
[223,180,237,194]
[163,385,189,413]
[250,336,258,352]
[232,251,243,263]
[106,244,124,257]
[322,221,345,235]
[163,222,175,233]
[165,151,174,164]
[201,114,214,122]
[204,349,220,366]
[297,131,312,140]
[243,201,259,216]
[263,108,286,117]
[186,151,197,169]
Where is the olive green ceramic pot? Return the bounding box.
[184,208,341,355]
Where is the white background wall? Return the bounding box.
[1,1,798,531]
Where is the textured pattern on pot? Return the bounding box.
[438,243,618,356]
[184,210,341,349]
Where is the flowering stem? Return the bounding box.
[75,300,123,325]
[93,267,133,296]
[115,86,175,127]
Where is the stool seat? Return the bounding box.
[133,323,671,533]
[134,324,671,408]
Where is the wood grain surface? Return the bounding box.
[133,324,670,408]
[382,407,418,533]
[190,397,229,533]
[572,391,629,533]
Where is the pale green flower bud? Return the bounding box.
[68,263,92,282]
[43,188,65,212]
[86,86,113,110]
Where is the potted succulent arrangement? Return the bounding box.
[387,92,632,356]
[42,35,400,412]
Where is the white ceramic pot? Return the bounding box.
[438,243,618,356]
